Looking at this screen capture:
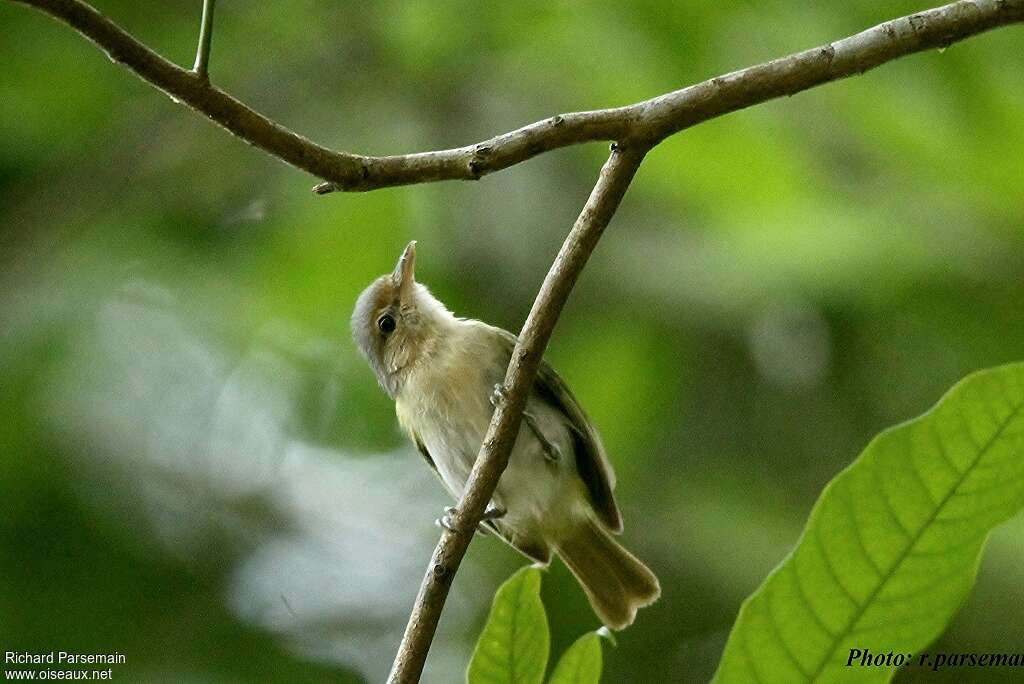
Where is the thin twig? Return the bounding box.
[191,0,215,80]
[386,143,648,684]
[9,0,1024,193]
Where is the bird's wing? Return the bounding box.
[492,327,623,533]
[410,430,440,476]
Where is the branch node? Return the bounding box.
[312,181,338,195]
[468,145,492,178]
[192,0,216,80]
[908,13,927,35]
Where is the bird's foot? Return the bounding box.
[435,505,502,536]
[490,383,507,407]
[435,506,462,533]
[491,384,560,463]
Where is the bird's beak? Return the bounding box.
[392,240,417,296]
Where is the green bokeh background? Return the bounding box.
[2,1,1022,682]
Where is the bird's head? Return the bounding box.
[351,241,453,397]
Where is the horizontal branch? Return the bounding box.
[11,0,1024,193]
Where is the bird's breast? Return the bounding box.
[395,349,495,493]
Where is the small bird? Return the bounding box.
[352,241,660,629]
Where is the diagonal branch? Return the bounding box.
[386,143,648,684]
[10,0,1024,193]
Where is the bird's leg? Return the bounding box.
[491,384,561,463]
[435,504,505,535]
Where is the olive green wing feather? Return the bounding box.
[492,328,623,533]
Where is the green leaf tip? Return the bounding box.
[549,631,605,684]
[595,626,616,647]
[713,363,1024,683]
[467,566,550,684]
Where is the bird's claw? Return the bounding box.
[435,504,505,536]
[436,512,472,534]
[435,513,457,533]
[490,383,507,407]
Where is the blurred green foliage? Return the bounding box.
[1,1,1023,682]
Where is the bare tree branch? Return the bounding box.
[386,143,647,684]
[191,0,215,80]
[10,0,1024,193]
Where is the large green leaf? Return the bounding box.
[548,631,604,684]
[467,566,550,684]
[714,363,1024,683]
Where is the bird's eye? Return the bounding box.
[377,313,396,334]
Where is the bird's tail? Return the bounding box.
[556,516,660,630]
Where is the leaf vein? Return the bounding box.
[907,532,985,558]
[929,421,962,477]
[812,522,860,606]
[871,456,913,540]
[870,553,977,607]
[765,580,810,678]
[906,444,938,508]
[837,481,884,576]
[804,396,1024,680]
[790,560,837,639]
